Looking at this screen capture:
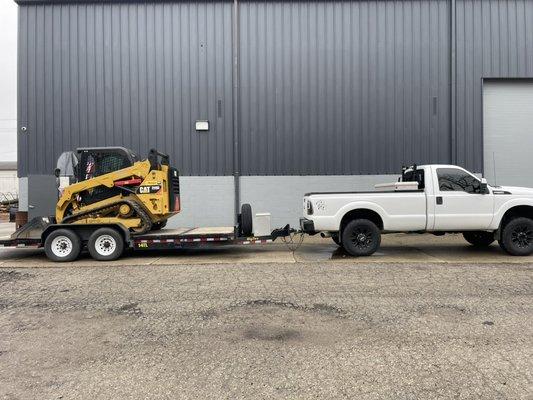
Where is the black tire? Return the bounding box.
[463,231,495,247]
[44,229,82,262]
[499,217,533,256]
[341,219,381,257]
[331,233,342,247]
[240,203,253,237]
[87,227,125,261]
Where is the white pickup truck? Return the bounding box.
[300,164,533,256]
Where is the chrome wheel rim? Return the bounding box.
[51,236,73,258]
[94,235,117,256]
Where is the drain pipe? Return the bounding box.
[450,0,457,164]
[232,0,241,224]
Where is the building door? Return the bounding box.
[483,80,533,187]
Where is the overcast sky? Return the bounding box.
[0,0,17,162]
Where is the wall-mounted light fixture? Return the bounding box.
[195,120,209,132]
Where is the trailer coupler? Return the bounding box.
[270,224,296,239]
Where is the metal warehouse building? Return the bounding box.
[14,0,533,227]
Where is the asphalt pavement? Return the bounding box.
[0,261,532,399]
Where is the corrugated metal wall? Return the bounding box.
[455,0,533,172]
[239,0,451,175]
[17,1,234,177]
[16,0,533,177]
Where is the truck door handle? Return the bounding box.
[436,196,443,205]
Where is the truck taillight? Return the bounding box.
[306,200,313,215]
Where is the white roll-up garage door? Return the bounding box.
[483,80,533,187]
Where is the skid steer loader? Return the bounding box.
[56,147,181,234]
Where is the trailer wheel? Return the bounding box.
[240,203,253,237]
[499,217,533,256]
[462,231,495,247]
[88,228,124,261]
[44,229,82,262]
[341,219,381,256]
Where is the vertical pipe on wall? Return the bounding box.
[450,0,457,164]
[232,0,241,224]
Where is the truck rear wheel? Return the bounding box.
[44,229,82,262]
[462,231,495,247]
[499,217,533,256]
[341,219,381,256]
[88,227,124,261]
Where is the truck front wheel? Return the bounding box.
[341,219,381,256]
[462,231,495,247]
[499,217,533,256]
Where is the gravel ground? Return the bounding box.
[0,262,532,400]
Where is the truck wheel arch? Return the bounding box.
[340,209,384,233]
[498,205,533,231]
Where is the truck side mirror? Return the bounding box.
[480,178,488,194]
[54,168,61,178]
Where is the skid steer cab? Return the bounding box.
[1,146,294,262]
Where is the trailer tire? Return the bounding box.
[462,231,495,247]
[88,227,124,261]
[240,203,253,237]
[44,229,82,262]
[341,219,381,257]
[499,217,533,256]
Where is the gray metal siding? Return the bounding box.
[454,0,533,172]
[18,2,234,177]
[16,0,533,178]
[239,0,451,175]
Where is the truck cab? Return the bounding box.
[301,164,533,256]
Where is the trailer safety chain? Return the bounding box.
[281,231,305,252]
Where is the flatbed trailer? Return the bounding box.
[0,215,294,262]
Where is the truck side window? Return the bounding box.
[437,168,481,193]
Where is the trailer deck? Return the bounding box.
[0,220,293,252]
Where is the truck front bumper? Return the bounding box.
[300,218,316,234]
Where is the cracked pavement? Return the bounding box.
[0,262,532,399]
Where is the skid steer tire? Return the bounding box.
[44,229,82,262]
[240,203,253,237]
[88,227,125,261]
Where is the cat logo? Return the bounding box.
[137,185,161,194]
